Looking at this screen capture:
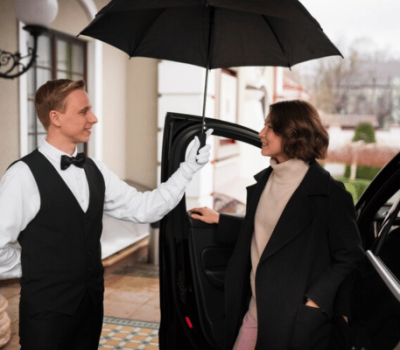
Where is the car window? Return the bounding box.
[185,135,269,214]
[372,189,400,238]
[386,189,400,206]
[357,168,400,248]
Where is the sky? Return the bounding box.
[300,0,400,59]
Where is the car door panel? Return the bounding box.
[187,216,232,348]
[202,246,233,288]
[159,112,261,350]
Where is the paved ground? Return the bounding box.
[0,247,159,350]
[104,259,160,322]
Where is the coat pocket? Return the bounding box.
[292,304,330,350]
[330,316,351,350]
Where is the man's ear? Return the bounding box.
[49,110,61,127]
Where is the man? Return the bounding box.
[0,79,212,349]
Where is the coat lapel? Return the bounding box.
[245,167,273,222]
[259,161,330,263]
[259,187,314,262]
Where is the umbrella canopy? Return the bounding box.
[80,0,341,69]
[80,0,342,136]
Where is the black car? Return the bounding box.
[158,112,400,350]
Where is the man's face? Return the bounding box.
[56,89,98,145]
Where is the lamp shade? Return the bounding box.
[14,0,58,27]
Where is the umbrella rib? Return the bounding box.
[261,15,290,68]
[129,9,167,57]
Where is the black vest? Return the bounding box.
[17,149,105,315]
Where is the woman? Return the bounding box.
[189,100,364,350]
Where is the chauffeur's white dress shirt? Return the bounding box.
[0,140,191,279]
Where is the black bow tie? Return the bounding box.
[60,153,86,170]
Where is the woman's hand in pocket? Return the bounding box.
[292,304,330,350]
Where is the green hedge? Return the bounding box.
[336,177,371,204]
[356,166,381,180]
[344,165,381,181]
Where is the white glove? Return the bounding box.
[180,128,213,180]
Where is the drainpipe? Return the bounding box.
[273,67,278,103]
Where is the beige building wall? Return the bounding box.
[52,0,129,180]
[126,58,159,189]
[0,0,20,175]
[50,0,88,35]
[101,45,128,179]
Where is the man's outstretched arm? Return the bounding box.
[100,130,213,224]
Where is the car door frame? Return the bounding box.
[159,112,261,350]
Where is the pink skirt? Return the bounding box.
[232,311,257,350]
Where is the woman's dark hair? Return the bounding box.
[268,100,329,162]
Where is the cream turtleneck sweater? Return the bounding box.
[248,158,310,321]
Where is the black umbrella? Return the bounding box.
[80,0,341,142]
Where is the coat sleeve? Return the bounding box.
[216,213,244,246]
[305,181,365,317]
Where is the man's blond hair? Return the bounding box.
[34,79,86,130]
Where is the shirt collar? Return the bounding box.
[39,140,78,169]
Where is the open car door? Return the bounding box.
[158,112,262,350]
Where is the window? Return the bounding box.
[27,30,87,153]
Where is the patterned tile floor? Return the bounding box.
[99,317,159,350]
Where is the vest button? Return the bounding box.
[85,219,89,224]
[88,251,92,255]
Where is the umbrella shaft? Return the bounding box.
[201,67,209,130]
[201,6,215,133]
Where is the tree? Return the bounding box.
[312,48,362,114]
[347,123,376,180]
[352,123,376,143]
[285,37,399,127]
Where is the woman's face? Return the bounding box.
[259,115,289,163]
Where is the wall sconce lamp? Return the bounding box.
[0,0,58,79]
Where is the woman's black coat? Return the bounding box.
[217,161,364,350]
